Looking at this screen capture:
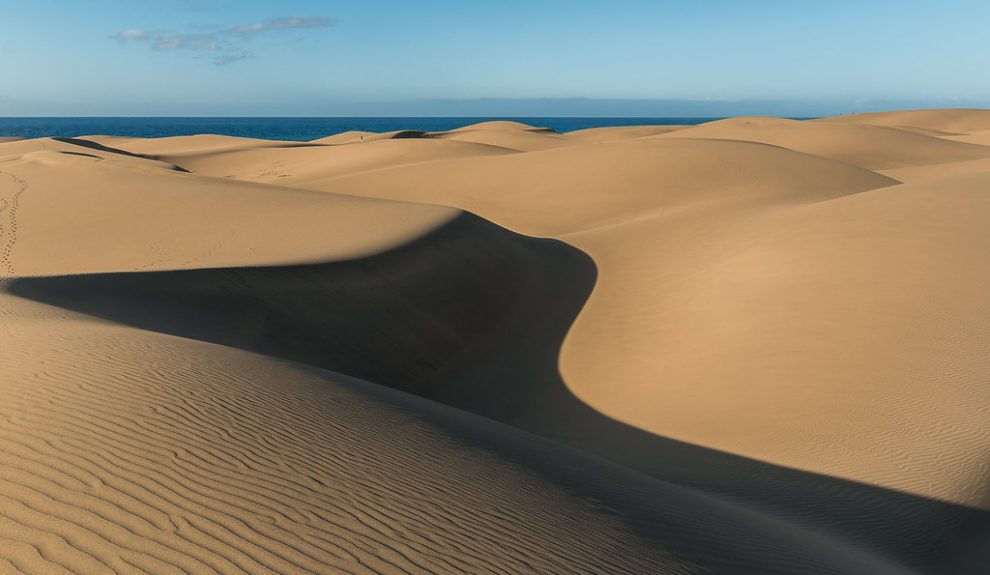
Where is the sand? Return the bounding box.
[2,109,989,574]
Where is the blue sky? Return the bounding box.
[1,0,988,116]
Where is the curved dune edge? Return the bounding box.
[3,294,906,575]
[3,111,990,573]
[11,210,988,573]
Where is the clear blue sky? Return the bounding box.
[1,0,988,116]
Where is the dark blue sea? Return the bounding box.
[0,117,723,141]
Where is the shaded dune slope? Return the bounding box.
[1,216,908,574]
[3,296,904,575]
[8,213,589,403]
[11,212,990,574]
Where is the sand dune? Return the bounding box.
[3,110,990,574]
[0,140,454,275]
[282,136,897,235]
[880,156,990,183]
[817,108,990,133]
[4,294,901,574]
[311,130,432,145]
[659,115,990,169]
[165,138,516,183]
[106,133,317,158]
[560,171,990,503]
[431,121,574,151]
[942,129,990,146]
[309,130,377,144]
[564,124,691,142]
[77,135,138,146]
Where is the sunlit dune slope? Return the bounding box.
[564,124,691,142]
[107,133,317,157]
[880,156,990,183]
[0,136,187,172]
[166,138,517,182]
[559,170,990,510]
[0,138,454,275]
[291,137,898,235]
[431,121,574,151]
[816,108,990,133]
[660,116,990,169]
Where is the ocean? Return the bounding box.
[0,117,724,141]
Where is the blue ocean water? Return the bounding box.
[0,117,724,141]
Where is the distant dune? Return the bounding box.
[563,124,691,142]
[658,115,990,169]
[815,108,990,133]
[2,109,989,574]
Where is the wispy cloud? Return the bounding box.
[113,29,150,42]
[228,16,333,35]
[112,16,333,65]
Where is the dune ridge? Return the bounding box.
[3,110,990,574]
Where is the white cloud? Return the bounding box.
[112,16,333,65]
[152,34,217,51]
[113,29,150,42]
[228,16,334,35]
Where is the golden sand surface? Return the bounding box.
[2,110,989,574]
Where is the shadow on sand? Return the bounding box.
[9,212,988,574]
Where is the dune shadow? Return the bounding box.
[57,151,103,159]
[8,212,988,573]
[390,130,432,139]
[54,137,154,159]
[52,137,192,172]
